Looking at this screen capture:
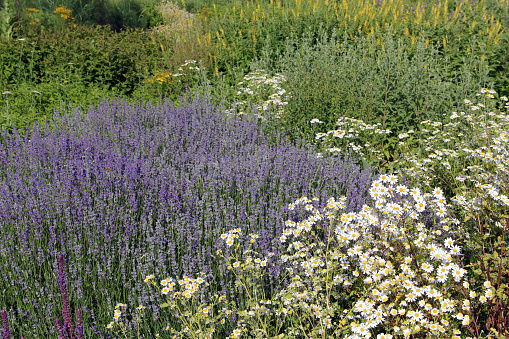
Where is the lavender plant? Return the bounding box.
[0,92,372,337]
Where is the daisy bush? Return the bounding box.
[394,88,509,336]
[270,175,491,339]
[311,87,509,337]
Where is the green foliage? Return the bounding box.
[250,25,492,161]
[138,0,163,28]
[192,0,507,97]
[177,0,246,14]
[0,81,119,137]
[0,5,217,139]
[17,6,74,35]
[95,0,148,31]
[2,24,166,91]
[15,0,162,30]
[484,31,509,101]
[0,0,15,40]
[206,2,341,88]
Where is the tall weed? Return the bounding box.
[199,0,505,91]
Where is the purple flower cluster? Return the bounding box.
[0,255,84,339]
[56,255,83,339]
[1,308,12,339]
[0,93,373,337]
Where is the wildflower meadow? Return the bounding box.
[0,0,508,338]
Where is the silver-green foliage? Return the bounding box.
[251,24,492,158]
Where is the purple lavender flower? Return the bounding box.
[57,255,74,339]
[76,309,83,339]
[1,309,11,339]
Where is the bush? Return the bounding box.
[394,89,509,336]
[311,88,509,337]
[249,25,491,163]
[0,82,118,138]
[17,0,163,31]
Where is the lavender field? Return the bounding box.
[0,92,372,338]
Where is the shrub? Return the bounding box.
[395,89,509,336]
[1,24,165,93]
[17,0,163,31]
[249,25,491,163]
[0,82,118,139]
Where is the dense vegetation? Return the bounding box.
[0,0,508,338]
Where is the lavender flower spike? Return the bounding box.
[57,255,74,339]
[56,318,65,339]
[1,309,11,339]
[76,309,83,339]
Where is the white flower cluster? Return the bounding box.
[399,89,509,228]
[220,228,242,246]
[314,116,392,158]
[398,130,414,139]
[224,69,291,121]
[273,174,488,339]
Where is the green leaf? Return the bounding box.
[361,158,371,168]
[496,290,507,300]
[463,214,474,223]
[160,302,171,308]
[493,251,499,260]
